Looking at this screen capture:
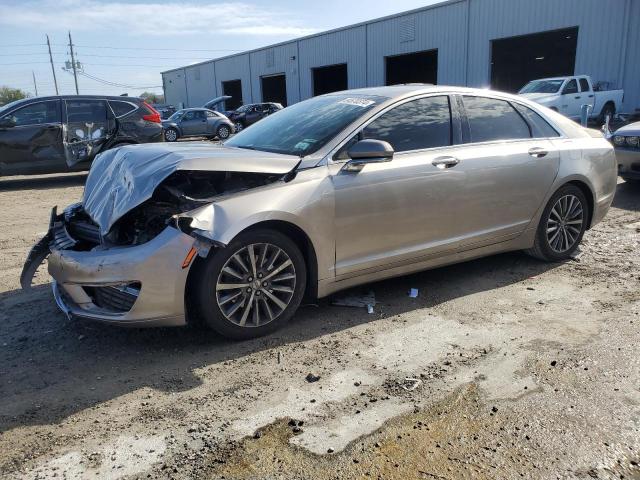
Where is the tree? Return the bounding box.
[0,86,30,106]
[139,91,164,104]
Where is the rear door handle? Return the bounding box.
[432,156,459,169]
[574,96,581,99]
[528,147,548,158]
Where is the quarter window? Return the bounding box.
[7,101,61,126]
[462,96,530,143]
[109,100,137,118]
[362,96,452,152]
[513,103,560,138]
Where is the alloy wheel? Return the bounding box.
[546,194,584,253]
[219,126,230,139]
[165,129,177,141]
[215,243,296,327]
[235,122,243,132]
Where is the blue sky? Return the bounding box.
[0,0,439,97]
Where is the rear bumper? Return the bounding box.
[48,226,195,327]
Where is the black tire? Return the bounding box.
[164,128,179,142]
[195,229,307,340]
[526,184,589,262]
[217,124,231,140]
[600,103,615,123]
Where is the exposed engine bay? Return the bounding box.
[65,170,282,249]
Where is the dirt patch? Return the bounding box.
[0,174,639,479]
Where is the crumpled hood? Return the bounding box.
[614,121,640,136]
[82,142,300,235]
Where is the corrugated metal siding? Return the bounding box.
[163,0,640,112]
[214,54,253,106]
[298,25,367,100]
[163,70,188,108]
[184,61,216,108]
[467,0,629,89]
[366,0,467,86]
[249,42,300,105]
[621,0,639,112]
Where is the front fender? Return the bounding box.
[186,166,336,281]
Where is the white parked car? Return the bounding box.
[519,75,623,123]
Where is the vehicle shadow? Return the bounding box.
[0,173,87,192]
[612,179,640,212]
[0,251,558,433]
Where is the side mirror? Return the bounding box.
[0,116,16,128]
[343,139,394,172]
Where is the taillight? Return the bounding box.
[142,102,161,123]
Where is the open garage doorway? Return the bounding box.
[491,27,578,93]
[261,74,287,106]
[385,49,438,86]
[222,79,243,110]
[312,63,348,96]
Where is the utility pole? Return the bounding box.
[46,34,59,95]
[68,31,79,94]
[32,71,38,96]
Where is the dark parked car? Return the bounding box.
[161,108,235,142]
[227,102,283,132]
[0,95,163,176]
[152,103,177,120]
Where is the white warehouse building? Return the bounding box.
[162,0,640,114]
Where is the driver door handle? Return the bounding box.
[528,147,548,158]
[432,156,459,169]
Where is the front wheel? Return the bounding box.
[164,128,179,142]
[195,229,306,340]
[234,122,244,133]
[526,185,589,262]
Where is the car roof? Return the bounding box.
[11,95,143,103]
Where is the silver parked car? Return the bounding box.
[162,108,234,142]
[611,121,640,182]
[22,85,617,339]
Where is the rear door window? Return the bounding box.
[65,100,109,142]
[462,96,530,143]
[578,78,590,92]
[8,100,61,126]
[362,95,452,152]
[109,100,138,118]
[513,103,560,138]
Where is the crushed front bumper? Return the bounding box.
[23,211,196,327]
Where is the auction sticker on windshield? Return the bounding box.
[338,98,376,107]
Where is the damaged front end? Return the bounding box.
[20,142,300,326]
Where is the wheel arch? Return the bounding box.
[185,219,319,324]
[563,179,595,229]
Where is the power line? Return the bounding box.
[77,70,162,89]
[51,44,242,52]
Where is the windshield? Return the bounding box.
[519,79,564,94]
[167,110,184,121]
[225,94,385,156]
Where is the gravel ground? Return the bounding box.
[0,173,638,480]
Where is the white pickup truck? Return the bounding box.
[518,75,623,122]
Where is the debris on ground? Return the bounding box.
[408,288,419,298]
[305,373,321,383]
[331,290,376,312]
[400,377,422,391]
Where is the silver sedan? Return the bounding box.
[22,85,617,339]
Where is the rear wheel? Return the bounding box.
[195,229,306,340]
[234,122,244,133]
[600,102,615,123]
[164,128,179,142]
[526,184,589,262]
[217,124,231,139]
